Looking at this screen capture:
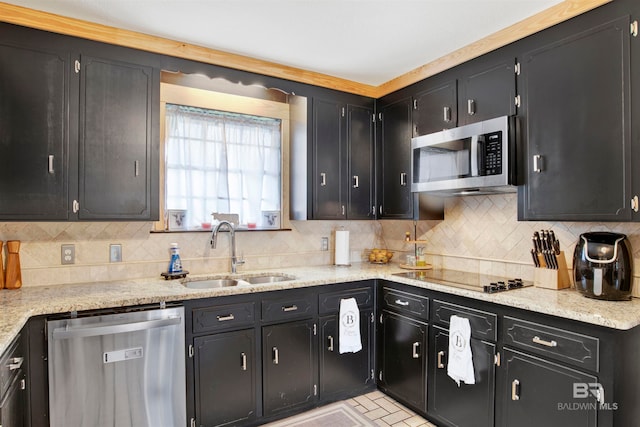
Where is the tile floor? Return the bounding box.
[344,390,437,427]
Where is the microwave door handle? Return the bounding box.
[470,135,479,177]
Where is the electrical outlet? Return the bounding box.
[321,237,329,251]
[110,244,122,263]
[61,244,75,265]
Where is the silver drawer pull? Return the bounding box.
[241,352,247,371]
[400,172,408,186]
[512,379,520,401]
[272,347,279,364]
[216,314,235,322]
[48,155,55,174]
[328,335,334,352]
[437,351,445,368]
[412,342,420,359]
[282,305,298,312]
[320,173,326,186]
[394,299,409,306]
[532,336,557,347]
[9,357,24,371]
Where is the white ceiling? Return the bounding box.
[5,0,562,86]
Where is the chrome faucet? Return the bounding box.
[210,220,245,273]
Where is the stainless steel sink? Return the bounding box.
[184,278,240,289]
[243,274,295,284]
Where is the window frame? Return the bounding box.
[156,82,291,231]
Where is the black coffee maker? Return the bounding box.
[573,232,633,300]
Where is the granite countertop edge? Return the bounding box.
[0,263,638,355]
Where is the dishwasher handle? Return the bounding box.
[51,316,182,340]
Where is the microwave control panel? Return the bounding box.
[481,131,502,176]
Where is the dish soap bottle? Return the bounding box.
[168,243,183,274]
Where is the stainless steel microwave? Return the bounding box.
[411,115,517,195]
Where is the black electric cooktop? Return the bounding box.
[393,270,533,294]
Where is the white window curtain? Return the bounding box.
[165,104,281,228]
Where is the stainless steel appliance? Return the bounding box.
[411,115,517,195]
[47,304,186,427]
[573,232,633,300]
[393,270,531,294]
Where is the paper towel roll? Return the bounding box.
[335,230,350,266]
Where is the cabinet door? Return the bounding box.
[312,98,345,219]
[458,58,516,125]
[502,348,597,427]
[428,326,495,427]
[0,373,26,427]
[0,42,69,219]
[263,320,317,417]
[319,310,373,401]
[347,105,374,219]
[379,311,427,412]
[519,16,631,221]
[413,80,457,136]
[193,329,256,427]
[379,98,414,218]
[78,55,157,220]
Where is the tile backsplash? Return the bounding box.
[2,193,640,297]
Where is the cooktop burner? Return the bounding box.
[393,270,533,294]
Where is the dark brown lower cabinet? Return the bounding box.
[502,348,598,427]
[194,329,257,427]
[378,311,428,412]
[428,325,495,427]
[262,320,317,417]
[319,309,374,401]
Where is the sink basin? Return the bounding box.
[244,275,295,285]
[184,279,239,289]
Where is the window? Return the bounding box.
[159,83,290,230]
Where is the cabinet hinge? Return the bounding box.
[188,344,194,358]
[514,95,521,108]
[370,312,374,323]
[72,199,80,213]
[413,99,418,110]
[371,369,375,380]
[372,113,376,123]
[378,112,383,121]
[372,205,376,216]
[190,417,196,427]
[74,59,81,74]
[341,107,345,117]
[631,20,638,37]
[313,323,317,336]
[494,352,501,367]
[378,371,383,381]
[631,195,639,212]
[514,62,521,75]
[313,384,317,396]
[379,314,383,324]
[20,378,26,390]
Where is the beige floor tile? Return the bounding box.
[365,408,390,420]
[374,396,402,413]
[365,390,387,400]
[353,395,379,411]
[353,404,367,413]
[382,410,412,425]
[403,415,428,427]
[375,419,391,427]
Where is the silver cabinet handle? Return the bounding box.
[272,347,279,364]
[467,99,476,115]
[72,199,80,213]
[437,351,445,368]
[9,357,24,371]
[533,154,542,173]
[134,160,140,177]
[48,155,55,174]
[532,336,557,347]
[353,175,359,188]
[282,305,298,312]
[241,352,247,371]
[320,172,326,186]
[217,314,235,322]
[412,342,420,359]
[400,172,408,186]
[512,379,520,401]
[632,195,639,213]
[443,106,451,122]
[394,299,409,306]
[328,335,334,352]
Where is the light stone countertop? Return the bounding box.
[0,262,639,355]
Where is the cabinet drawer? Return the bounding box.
[381,287,428,320]
[192,302,256,334]
[262,295,316,322]
[0,334,23,399]
[319,286,373,314]
[503,316,599,372]
[431,300,497,341]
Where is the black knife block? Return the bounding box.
[533,251,571,290]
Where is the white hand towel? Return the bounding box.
[447,315,475,386]
[339,298,362,354]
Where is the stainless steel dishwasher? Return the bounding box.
[47,304,186,427]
